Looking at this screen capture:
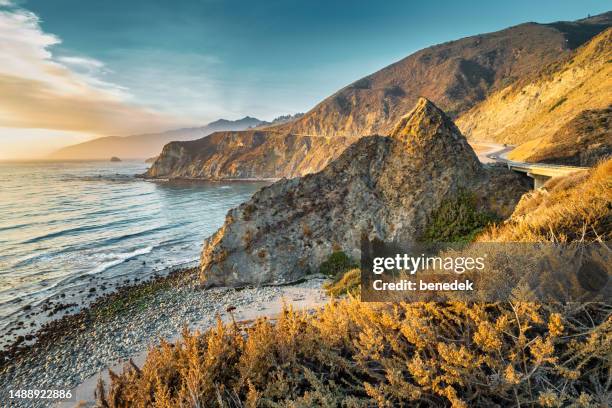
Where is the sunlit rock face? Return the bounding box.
[144,131,355,180]
[199,98,529,287]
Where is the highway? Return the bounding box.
[483,144,589,189]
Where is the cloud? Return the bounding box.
[0,6,185,157]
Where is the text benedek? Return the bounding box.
[373,279,474,291]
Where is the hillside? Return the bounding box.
[143,130,354,180]
[147,13,611,180]
[48,117,264,160]
[199,99,529,286]
[507,106,611,165]
[478,158,612,242]
[271,13,611,138]
[456,27,611,148]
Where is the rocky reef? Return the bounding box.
[199,98,530,287]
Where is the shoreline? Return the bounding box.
[138,175,280,183]
[0,266,328,408]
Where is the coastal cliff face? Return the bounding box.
[199,98,530,287]
[144,131,354,180]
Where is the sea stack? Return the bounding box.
[200,98,529,287]
[110,157,122,162]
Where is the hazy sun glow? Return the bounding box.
[0,4,183,159]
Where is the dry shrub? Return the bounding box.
[99,300,611,407]
[478,158,612,242]
[324,268,361,297]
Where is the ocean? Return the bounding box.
[0,160,266,345]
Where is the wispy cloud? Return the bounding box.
[0,5,185,158]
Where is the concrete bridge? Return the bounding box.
[485,146,589,189]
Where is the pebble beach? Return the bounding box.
[0,268,328,407]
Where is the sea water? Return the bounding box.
[0,160,266,344]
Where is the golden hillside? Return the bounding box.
[507,106,610,164]
[456,28,612,146]
[478,158,612,242]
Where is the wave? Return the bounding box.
[0,245,156,309]
[87,245,154,275]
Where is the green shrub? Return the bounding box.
[548,96,568,112]
[318,251,357,278]
[422,190,498,243]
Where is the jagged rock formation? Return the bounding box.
[508,106,611,166]
[199,98,530,287]
[144,131,353,180]
[457,27,611,147]
[147,13,610,181]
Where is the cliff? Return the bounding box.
[457,27,612,147]
[144,131,354,180]
[199,98,530,287]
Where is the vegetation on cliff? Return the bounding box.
[478,158,612,242]
[507,107,611,166]
[422,190,499,243]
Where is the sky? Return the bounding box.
[0,0,608,159]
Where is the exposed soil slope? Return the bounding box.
[507,106,611,166]
[457,28,611,148]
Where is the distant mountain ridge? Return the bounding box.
[268,12,611,138]
[147,12,611,180]
[49,116,264,160]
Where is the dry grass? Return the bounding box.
[478,158,612,242]
[97,301,611,407]
[323,268,361,297]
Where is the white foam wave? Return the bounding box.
[87,246,154,275]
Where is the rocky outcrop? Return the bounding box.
[199,98,530,287]
[144,131,354,180]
